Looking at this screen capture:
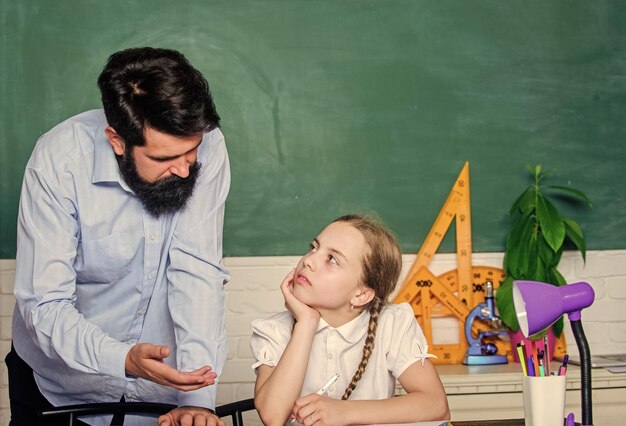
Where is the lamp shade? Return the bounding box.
[512,280,595,337]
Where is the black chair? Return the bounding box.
[39,398,256,426]
[216,398,256,426]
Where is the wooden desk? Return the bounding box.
[454,420,581,426]
[436,364,626,426]
[397,363,626,425]
[453,421,524,426]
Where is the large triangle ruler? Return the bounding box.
[393,162,566,364]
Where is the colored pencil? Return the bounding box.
[544,335,551,375]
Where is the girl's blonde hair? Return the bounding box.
[332,214,402,400]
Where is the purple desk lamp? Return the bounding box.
[512,280,595,426]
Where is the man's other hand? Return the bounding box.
[125,343,216,391]
[158,406,225,426]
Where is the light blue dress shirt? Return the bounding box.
[12,110,230,426]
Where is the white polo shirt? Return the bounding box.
[251,302,435,400]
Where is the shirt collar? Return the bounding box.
[92,126,131,192]
[316,309,370,344]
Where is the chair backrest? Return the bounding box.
[216,398,256,426]
[39,398,256,426]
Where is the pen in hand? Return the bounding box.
[290,373,340,424]
[316,373,340,395]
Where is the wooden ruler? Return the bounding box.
[394,162,473,307]
[392,162,566,363]
[403,265,509,363]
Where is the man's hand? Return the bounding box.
[158,406,225,426]
[125,343,216,391]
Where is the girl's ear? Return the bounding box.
[351,286,375,308]
[105,127,126,156]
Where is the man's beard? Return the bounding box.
[117,151,201,217]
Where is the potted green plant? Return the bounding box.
[495,165,591,351]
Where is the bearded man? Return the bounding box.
[7,47,230,426]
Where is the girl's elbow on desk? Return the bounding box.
[254,399,290,426]
[399,382,450,421]
[407,392,451,422]
[424,385,451,421]
[433,391,451,421]
[438,402,452,421]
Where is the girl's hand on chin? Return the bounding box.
[280,269,320,323]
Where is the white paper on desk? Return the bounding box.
[293,420,449,426]
[605,366,626,373]
[286,420,450,426]
[362,422,449,426]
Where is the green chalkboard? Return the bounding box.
[1,1,625,258]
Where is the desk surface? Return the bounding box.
[455,421,581,426]
[391,363,625,425]
[434,363,626,394]
[427,363,624,425]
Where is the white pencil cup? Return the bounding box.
[522,374,567,426]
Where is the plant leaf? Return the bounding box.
[537,235,557,268]
[548,267,566,337]
[546,267,567,289]
[502,251,515,277]
[545,185,593,207]
[505,214,535,278]
[552,317,564,337]
[539,267,567,337]
[550,268,568,286]
[506,211,532,251]
[508,186,536,216]
[530,256,547,282]
[505,242,527,279]
[564,217,587,262]
[551,246,563,270]
[526,233,539,280]
[541,166,556,179]
[495,277,519,331]
[542,237,563,269]
[536,194,565,252]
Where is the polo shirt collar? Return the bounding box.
[316,309,370,344]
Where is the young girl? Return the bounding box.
[251,214,450,425]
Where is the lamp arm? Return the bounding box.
[570,319,593,426]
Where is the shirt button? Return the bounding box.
[138,308,145,315]
[147,273,153,280]
[328,353,333,359]
[149,233,156,241]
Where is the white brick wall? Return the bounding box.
[1,260,15,426]
[2,251,626,425]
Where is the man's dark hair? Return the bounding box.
[97,47,220,147]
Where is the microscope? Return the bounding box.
[463,280,509,365]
